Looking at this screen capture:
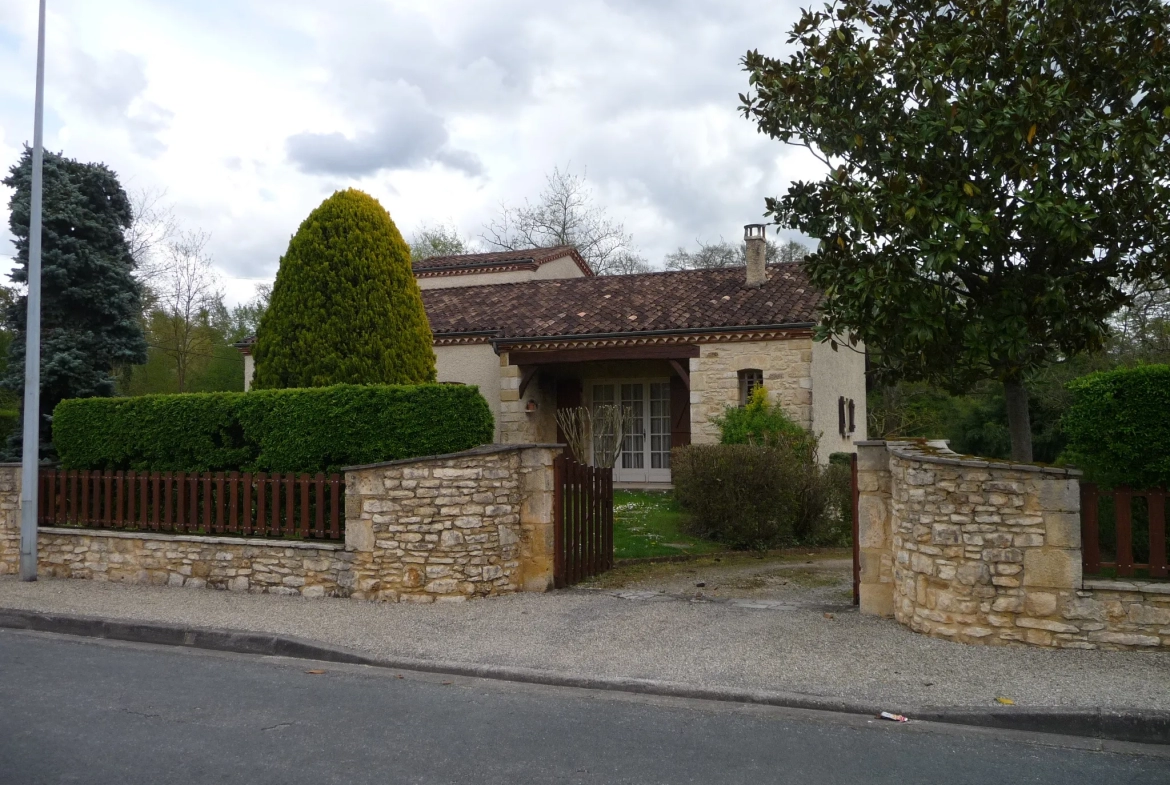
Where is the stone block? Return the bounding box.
[857,497,888,549]
[1023,548,1081,589]
[1044,512,1081,548]
[1088,631,1161,647]
[1036,479,1080,513]
[346,519,375,552]
[1062,597,1107,622]
[859,583,895,617]
[1024,628,1054,646]
[956,561,990,586]
[1016,617,1079,634]
[1024,591,1058,617]
[931,523,961,546]
[1128,604,1170,626]
[991,596,1023,613]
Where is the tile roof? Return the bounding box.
[420,263,821,341]
[412,245,593,276]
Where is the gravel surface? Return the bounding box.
[3,575,1169,712]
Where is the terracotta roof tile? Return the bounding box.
[420,263,821,340]
[412,245,592,276]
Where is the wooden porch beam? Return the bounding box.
[518,366,538,398]
[668,359,690,390]
[507,344,700,366]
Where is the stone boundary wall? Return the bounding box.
[0,445,561,603]
[344,444,559,602]
[857,441,1170,650]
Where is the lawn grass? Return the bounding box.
[612,490,724,560]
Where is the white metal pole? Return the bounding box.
[19,0,47,582]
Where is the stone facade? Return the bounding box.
[344,444,558,602]
[0,445,560,603]
[858,440,1170,650]
[689,338,813,445]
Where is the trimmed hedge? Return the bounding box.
[52,383,494,474]
[1063,364,1170,490]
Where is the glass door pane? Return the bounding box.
[650,382,671,469]
[620,383,645,469]
[591,384,616,465]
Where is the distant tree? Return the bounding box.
[664,238,808,271]
[409,223,471,260]
[125,185,178,297]
[742,0,1170,461]
[252,189,436,388]
[226,283,271,343]
[150,230,223,392]
[482,166,649,275]
[2,148,147,455]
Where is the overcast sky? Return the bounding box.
[0,0,821,306]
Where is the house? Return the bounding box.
[237,227,866,485]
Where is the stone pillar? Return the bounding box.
[856,441,895,617]
[0,464,21,575]
[518,446,558,592]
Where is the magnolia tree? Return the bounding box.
[741,0,1170,461]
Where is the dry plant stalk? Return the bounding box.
[554,406,592,463]
[591,404,635,469]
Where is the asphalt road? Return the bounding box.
[1,630,1166,785]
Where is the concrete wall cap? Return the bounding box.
[343,443,565,472]
[876,438,1082,477]
[1084,578,1170,596]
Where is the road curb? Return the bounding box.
[2,607,1167,746]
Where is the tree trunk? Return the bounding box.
[1003,376,1033,463]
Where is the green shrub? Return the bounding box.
[252,189,436,389]
[714,386,815,452]
[1063,364,1170,489]
[672,443,849,550]
[0,408,19,444]
[52,383,493,474]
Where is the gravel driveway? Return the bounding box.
[2,574,1168,712]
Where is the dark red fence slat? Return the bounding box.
[1116,487,1134,578]
[1149,491,1167,580]
[1082,483,1100,575]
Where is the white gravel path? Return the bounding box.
[3,575,1168,711]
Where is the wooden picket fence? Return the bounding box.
[1081,484,1167,578]
[553,454,614,588]
[37,468,345,541]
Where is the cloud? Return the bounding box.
[285,83,482,177]
[64,50,173,158]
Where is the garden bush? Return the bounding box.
[1063,364,1170,489]
[252,189,436,389]
[52,383,494,474]
[714,386,815,451]
[672,443,850,550]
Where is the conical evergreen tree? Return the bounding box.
[252,189,435,389]
[2,148,148,456]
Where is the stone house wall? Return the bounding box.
[0,445,560,603]
[689,338,813,445]
[857,440,1170,650]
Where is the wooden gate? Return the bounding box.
[553,454,614,587]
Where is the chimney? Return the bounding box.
[744,224,767,288]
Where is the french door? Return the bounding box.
[591,380,672,483]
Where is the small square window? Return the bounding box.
[738,369,764,406]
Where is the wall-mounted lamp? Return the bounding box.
[525,399,539,413]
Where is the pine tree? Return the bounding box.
[2,148,148,456]
[252,189,436,389]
